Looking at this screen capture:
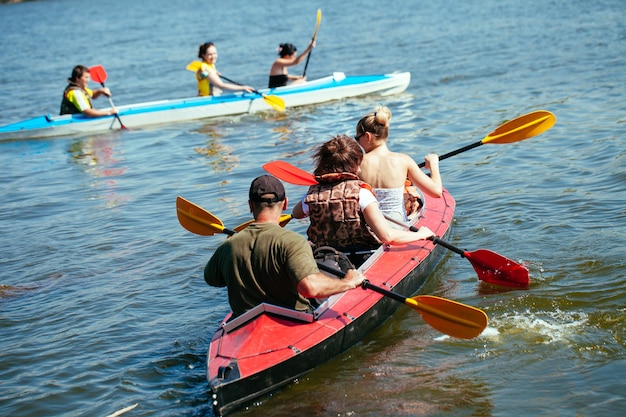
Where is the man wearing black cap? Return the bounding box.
[204,175,365,318]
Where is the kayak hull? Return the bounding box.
[0,72,410,141]
[207,188,455,416]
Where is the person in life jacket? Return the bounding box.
[195,42,255,97]
[60,65,118,117]
[292,134,436,266]
[356,105,443,223]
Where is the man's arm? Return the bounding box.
[204,249,227,287]
[296,269,364,299]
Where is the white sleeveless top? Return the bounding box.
[373,187,408,223]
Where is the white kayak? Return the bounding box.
[0,72,410,141]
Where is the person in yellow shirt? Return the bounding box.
[195,42,254,96]
[59,65,118,117]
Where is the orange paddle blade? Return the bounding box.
[176,196,229,236]
[407,295,488,339]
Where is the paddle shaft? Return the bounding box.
[418,141,482,168]
[302,9,322,78]
[417,111,555,168]
[302,52,313,78]
[317,262,407,300]
[216,74,285,112]
[96,81,127,129]
[382,214,467,257]
[382,213,530,287]
[219,75,262,96]
[88,66,127,129]
[316,262,487,334]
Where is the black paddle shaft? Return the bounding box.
[316,262,408,304]
[418,141,483,168]
[219,75,263,96]
[429,236,467,258]
[400,221,465,258]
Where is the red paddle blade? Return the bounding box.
[262,161,318,186]
[89,65,107,84]
[465,249,530,287]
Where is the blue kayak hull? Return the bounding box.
[0,72,410,141]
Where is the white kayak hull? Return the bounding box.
[0,72,410,141]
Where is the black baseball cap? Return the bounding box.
[249,175,285,203]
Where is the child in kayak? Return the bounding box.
[268,40,315,88]
[60,65,118,117]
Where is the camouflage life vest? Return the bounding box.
[305,173,381,250]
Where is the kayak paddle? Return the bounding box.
[263,160,318,186]
[176,196,488,339]
[302,9,322,78]
[261,160,529,287]
[383,214,530,288]
[88,65,128,129]
[176,196,291,237]
[185,62,286,112]
[316,262,488,339]
[418,110,556,168]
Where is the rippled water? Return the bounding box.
[1,0,625,416]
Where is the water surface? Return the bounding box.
[1,0,625,416]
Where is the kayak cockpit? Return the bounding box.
[220,292,345,334]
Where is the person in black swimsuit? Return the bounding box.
[268,40,315,88]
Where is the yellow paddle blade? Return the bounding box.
[186,61,203,72]
[261,94,286,112]
[233,219,254,233]
[407,295,488,339]
[279,213,293,227]
[233,214,292,233]
[483,110,556,144]
[176,196,226,236]
[312,9,322,40]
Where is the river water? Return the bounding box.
[1,0,625,416]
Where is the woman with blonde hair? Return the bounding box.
[355,105,443,222]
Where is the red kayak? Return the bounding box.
[206,188,457,416]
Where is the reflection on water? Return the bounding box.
[68,134,129,208]
[192,123,240,177]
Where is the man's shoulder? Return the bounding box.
[265,224,305,240]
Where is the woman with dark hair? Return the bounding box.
[292,135,434,265]
[60,65,118,117]
[268,39,315,88]
[195,42,254,96]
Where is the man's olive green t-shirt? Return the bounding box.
[204,223,319,317]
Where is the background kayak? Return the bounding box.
[0,72,410,141]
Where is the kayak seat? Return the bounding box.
[221,303,315,333]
